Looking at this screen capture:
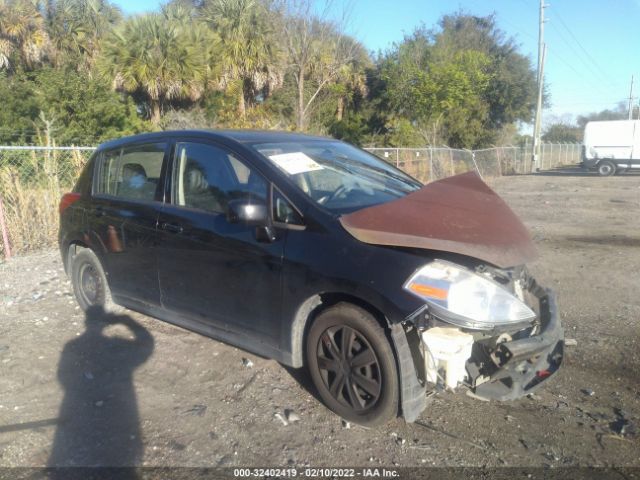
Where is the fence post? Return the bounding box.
[429,147,433,182]
[0,197,11,260]
[559,143,563,168]
[395,148,400,168]
[449,149,454,176]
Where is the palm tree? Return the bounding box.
[333,42,369,121]
[0,0,48,70]
[98,7,218,124]
[202,0,282,118]
[46,0,122,70]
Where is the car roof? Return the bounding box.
[97,129,333,150]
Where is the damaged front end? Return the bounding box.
[406,263,564,402]
[339,172,563,414]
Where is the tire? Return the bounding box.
[597,160,616,176]
[306,303,399,426]
[70,248,117,312]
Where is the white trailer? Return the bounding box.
[582,120,640,176]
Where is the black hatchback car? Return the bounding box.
[59,130,564,426]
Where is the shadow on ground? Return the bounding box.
[48,306,154,470]
[280,365,324,406]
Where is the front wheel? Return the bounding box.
[306,303,399,426]
[597,160,616,176]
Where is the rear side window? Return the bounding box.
[173,142,267,213]
[95,143,166,201]
[72,151,98,194]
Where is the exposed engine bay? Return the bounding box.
[408,264,564,401]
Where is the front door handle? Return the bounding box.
[161,222,184,234]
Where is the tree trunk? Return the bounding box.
[150,99,161,125]
[297,71,305,130]
[336,96,344,121]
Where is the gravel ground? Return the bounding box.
[0,168,639,469]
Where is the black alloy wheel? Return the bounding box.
[317,325,382,411]
[306,303,399,426]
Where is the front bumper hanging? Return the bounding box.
[466,283,564,401]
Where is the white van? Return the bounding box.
[582,120,640,176]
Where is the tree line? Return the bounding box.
[542,102,640,143]
[1,0,544,148]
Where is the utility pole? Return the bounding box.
[628,75,635,120]
[536,0,546,90]
[532,0,547,172]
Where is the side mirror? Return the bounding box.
[226,199,269,226]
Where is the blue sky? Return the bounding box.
[113,0,640,130]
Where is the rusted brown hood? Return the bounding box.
[339,171,537,268]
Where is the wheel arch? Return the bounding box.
[288,292,391,369]
[64,240,90,274]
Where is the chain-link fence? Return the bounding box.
[364,148,480,182]
[365,143,583,182]
[0,146,94,257]
[0,142,581,258]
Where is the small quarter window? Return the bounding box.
[273,189,303,225]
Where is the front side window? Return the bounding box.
[249,140,421,213]
[173,142,268,214]
[95,143,166,201]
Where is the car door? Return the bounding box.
[89,141,168,305]
[156,140,284,341]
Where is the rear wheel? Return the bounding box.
[597,160,616,176]
[306,303,399,426]
[70,249,116,312]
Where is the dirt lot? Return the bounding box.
[1,168,639,469]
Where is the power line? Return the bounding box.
[498,10,621,100]
[516,0,533,11]
[547,21,612,89]
[543,45,615,99]
[552,9,618,87]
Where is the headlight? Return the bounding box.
[403,260,536,330]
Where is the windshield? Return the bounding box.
[249,140,422,213]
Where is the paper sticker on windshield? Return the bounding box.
[268,152,324,175]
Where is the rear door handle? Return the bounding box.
[161,222,183,234]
